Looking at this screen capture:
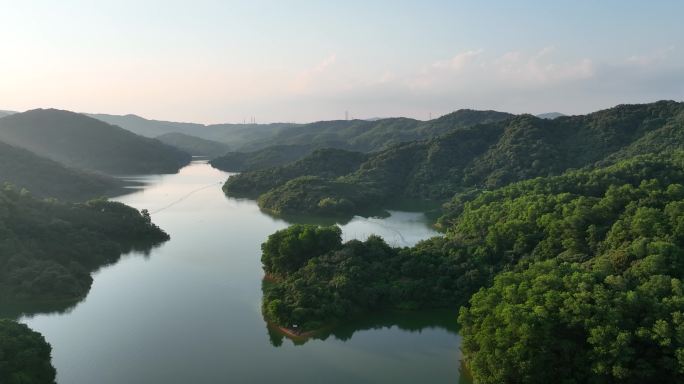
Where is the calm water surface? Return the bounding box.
[18,161,467,383]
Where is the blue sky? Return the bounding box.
[0,0,682,123]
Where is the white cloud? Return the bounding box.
[431,49,484,70]
[405,47,594,91]
[489,46,594,85]
[627,46,675,66]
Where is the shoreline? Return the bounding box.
[267,321,322,340]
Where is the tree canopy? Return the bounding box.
[0,319,56,384]
[0,185,169,302]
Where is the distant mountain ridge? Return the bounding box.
[223,100,684,216]
[89,113,294,150]
[210,109,513,171]
[0,109,191,175]
[87,113,204,138]
[89,109,512,153]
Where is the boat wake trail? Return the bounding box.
[151,181,223,214]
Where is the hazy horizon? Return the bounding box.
[1,0,682,124]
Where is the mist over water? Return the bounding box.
[17,161,466,384]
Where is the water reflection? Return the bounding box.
[0,243,165,319]
[265,309,460,347]
[13,161,462,384]
[260,208,391,226]
[263,307,473,384]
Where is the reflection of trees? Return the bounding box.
[263,305,459,347]
[0,241,163,320]
[262,305,471,381]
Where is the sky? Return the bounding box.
[0,0,682,124]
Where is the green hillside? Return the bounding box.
[242,110,513,153]
[225,101,684,217]
[0,109,191,175]
[223,148,369,199]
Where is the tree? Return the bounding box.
[0,319,56,384]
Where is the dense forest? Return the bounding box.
[0,319,55,384]
[0,185,169,302]
[223,148,369,200]
[0,140,124,201]
[261,150,684,382]
[242,109,513,153]
[0,109,191,174]
[226,101,684,218]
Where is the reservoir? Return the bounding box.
[16,161,467,383]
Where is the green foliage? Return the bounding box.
[223,148,369,198]
[0,319,56,384]
[447,152,684,382]
[257,176,380,216]
[261,224,342,276]
[0,109,191,174]
[261,232,478,330]
[0,140,123,201]
[0,186,169,301]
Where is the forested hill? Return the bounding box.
[210,110,512,172]
[0,109,191,175]
[0,186,169,302]
[245,110,513,153]
[262,151,684,382]
[222,148,369,198]
[225,101,684,216]
[0,140,124,201]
